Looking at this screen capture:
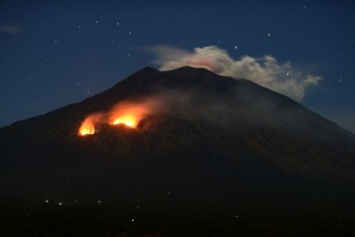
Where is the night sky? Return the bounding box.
[1,0,354,133]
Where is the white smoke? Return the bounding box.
[145,45,321,101]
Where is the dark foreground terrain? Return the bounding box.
[2,162,355,237]
[1,195,355,237]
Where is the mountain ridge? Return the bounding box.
[1,66,355,197]
[1,66,355,236]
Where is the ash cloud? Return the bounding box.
[145,45,321,101]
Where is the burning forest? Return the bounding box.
[78,96,164,136]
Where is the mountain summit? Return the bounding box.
[1,66,355,235]
[1,66,354,179]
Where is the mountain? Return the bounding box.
[1,66,355,236]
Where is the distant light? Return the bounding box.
[45,199,49,203]
[98,200,101,204]
[131,218,135,222]
[59,202,62,206]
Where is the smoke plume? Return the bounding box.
[145,45,321,101]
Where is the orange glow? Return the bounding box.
[112,115,136,128]
[78,118,95,136]
[77,97,162,137]
[108,101,154,129]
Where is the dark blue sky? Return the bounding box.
[1,0,354,133]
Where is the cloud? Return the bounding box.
[0,24,22,34]
[145,45,321,101]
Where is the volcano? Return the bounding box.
[1,66,355,236]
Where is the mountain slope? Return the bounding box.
[1,66,354,178]
[1,66,355,236]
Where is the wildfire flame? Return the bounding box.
[112,115,137,128]
[78,98,161,136]
[110,105,149,129]
[78,117,96,136]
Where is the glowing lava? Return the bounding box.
[78,118,95,136]
[112,115,137,128]
[77,97,162,137]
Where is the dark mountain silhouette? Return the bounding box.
[1,66,355,236]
